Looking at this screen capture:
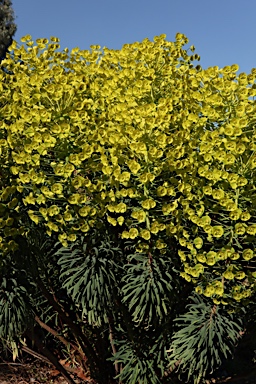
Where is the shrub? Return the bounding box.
[0,33,254,383]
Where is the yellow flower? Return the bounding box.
[196,253,206,263]
[102,165,113,175]
[63,211,73,221]
[199,215,211,226]
[229,209,242,221]
[237,177,248,187]
[240,211,250,221]
[139,173,148,183]
[107,216,117,226]
[127,160,141,174]
[147,173,155,182]
[242,249,254,261]
[41,186,54,198]
[47,221,59,232]
[235,142,246,154]
[107,204,116,213]
[217,250,227,261]
[58,233,67,244]
[39,207,48,218]
[157,186,167,197]
[207,251,217,258]
[203,225,212,234]
[195,286,203,294]
[90,207,97,216]
[78,195,87,204]
[129,228,139,239]
[23,192,36,205]
[179,238,187,247]
[212,225,224,238]
[64,163,75,176]
[6,217,14,226]
[10,166,19,175]
[19,173,31,184]
[132,210,146,223]
[190,215,200,225]
[162,201,178,215]
[127,188,137,198]
[121,231,130,239]
[246,224,256,235]
[204,285,215,297]
[178,249,187,261]
[119,189,128,197]
[141,199,156,210]
[155,239,167,249]
[215,286,224,296]
[48,205,60,216]
[229,252,240,260]
[223,270,235,280]
[72,176,84,189]
[203,186,212,195]
[67,233,77,242]
[117,216,124,225]
[68,194,80,204]
[233,292,243,301]
[226,201,237,211]
[234,223,247,235]
[78,206,90,217]
[193,237,203,249]
[81,222,90,232]
[195,263,204,274]
[116,202,127,213]
[212,189,225,200]
[180,272,191,282]
[224,153,236,165]
[8,198,18,209]
[224,124,234,136]
[21,34,32,42]
[235,271,246,280]
[206,256,216,266]
[140,229,151,240]
[167,187,176,196]
[119,172,130,183]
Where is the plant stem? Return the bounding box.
[25,329,76,384]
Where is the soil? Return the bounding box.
[0,357,93,384]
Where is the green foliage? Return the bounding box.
[167,294,243,383]
[0,277,31,341]
[58,231,123,326]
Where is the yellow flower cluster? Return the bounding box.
[1,33,256,303]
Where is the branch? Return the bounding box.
[108,317,119,376]
[34,315,80,354]
[25,329,76,384]
[34,275,100,369]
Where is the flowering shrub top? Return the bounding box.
[1,33,256,305]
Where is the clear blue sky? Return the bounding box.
[12,0,256,74]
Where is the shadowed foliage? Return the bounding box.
[0,0,16,61]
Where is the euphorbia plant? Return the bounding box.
[0,32,255,382]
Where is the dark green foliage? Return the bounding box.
[167,294,243,383]
[0,276,31,341]
[121,251,180,326]
[0,226,251,383]
[0,0,16,60]
[58,232,123,326]
[108,329,171,384]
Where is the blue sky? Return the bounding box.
[12,0,256,74]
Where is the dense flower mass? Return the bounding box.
[1,33,256,304]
